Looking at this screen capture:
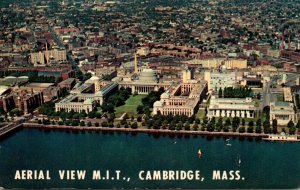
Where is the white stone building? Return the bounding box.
[269,102,295,126]
[207,96,258,118]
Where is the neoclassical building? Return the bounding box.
[269,101,295,126]
[118,68,173,94]
[153,72,208,117]
[207,96,258,118]
[55,95,94,113]
[55,82,118,113]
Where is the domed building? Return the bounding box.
[153,100,163,115]
[119,67,172,94]
[138,69,157,83]
[85,75,102,91]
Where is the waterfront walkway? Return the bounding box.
[23,123,270,138]
[0,122,299,142]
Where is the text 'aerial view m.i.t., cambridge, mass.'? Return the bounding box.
[0,0,300,189]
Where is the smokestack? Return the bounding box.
[288,35,291,50]
[45,41,49,65]
[280,32,285,50]
[134,53,138,74]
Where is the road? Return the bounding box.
[262,80,271,109]
[49,25,78,69]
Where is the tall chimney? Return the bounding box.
[134,53,138,74]
[288,35,291,50]
[280,32,285,50]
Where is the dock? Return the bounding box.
[262,134,300,142]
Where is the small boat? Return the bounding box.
[225,138,230,142]
[198,149,202,157]
[226,143,232,146]
[237,154,241,166]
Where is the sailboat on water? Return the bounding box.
[198,149,202,157]
[225,138,232,146]
[237,154,241,167]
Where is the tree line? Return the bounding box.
[101,87,132,113]
[219,86,253,98]
[137,87,164,115]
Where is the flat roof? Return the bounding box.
[59,78,76,85]
[25,83,55,88]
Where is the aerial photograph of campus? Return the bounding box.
[0,0,300,189]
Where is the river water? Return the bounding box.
[0,128,299,189]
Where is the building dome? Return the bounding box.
[5,76,16,79]
[18,76,29,79]
[139,68,156,82]
[154,101,163,107]
[161,92,169,99]
[89,76,100,81]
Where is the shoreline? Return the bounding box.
[23,123,273,139]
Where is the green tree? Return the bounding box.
[59,110,67,121]
[287,120,294,128]
[169,121,176,130]
[239,126,246,133]
[247,125,254,133]
[223,125,229,132]
[289,126,296,135]
[108,122,114,128]
[162,120,168,129]
[184,122,190,131]
[248,120,254,127]
[255,126,262,133]
[153,120,161,129]
[79,110,87,118]
[193,123,198,131]
[256,93,261,100]
[131,122,138,129]
[207,123,215,132]
[72,113,80,120]
[256,119,262,127]
[71,120,79,126]
[263,120,271,134]
[87,121,92,127]
[203,117,209,125]
[218,87,223,98]
[242,118,245,126]
[88,111,96,118]
[225,118,231,127]
[137,105,144,114]
[176,122,183,131]
[80,121,85,126]
[101,121,108,127]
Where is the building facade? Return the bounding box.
[269,102,295,126]
[207,96,258,118]
[204,70,237,91]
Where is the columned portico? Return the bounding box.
[209,109,256,118]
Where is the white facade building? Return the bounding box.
[207,96,258,118]
[204,71,237,91]
[269,102,295,126]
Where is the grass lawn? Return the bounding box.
[0,81,12,86]
[276,95,284,102]
[96,107,102,113]
[196,108,206,119]
[115,94,147,117]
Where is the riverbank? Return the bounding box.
[23,123,276,139]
